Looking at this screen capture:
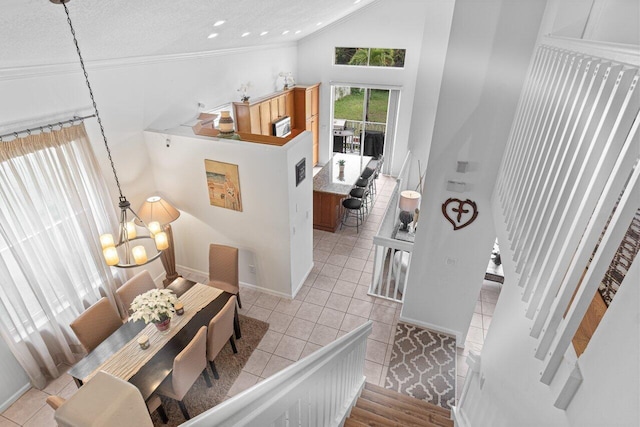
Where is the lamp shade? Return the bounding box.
[137,196,180,226]
[399,190,421,212]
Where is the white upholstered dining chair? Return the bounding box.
[208,243,241,308]
[206,295,238,379]
[69,297,123,353]
[156,326,212,420]
[116,270,157,318]
[54,371,154,427]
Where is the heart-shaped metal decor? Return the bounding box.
[442,198,479,231]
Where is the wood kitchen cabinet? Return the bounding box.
[234,90,295,136]
[233,84,319,164]
[294,84,320,165]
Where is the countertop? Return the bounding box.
[313,153,373,196]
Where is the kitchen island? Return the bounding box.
[313,153,373,232]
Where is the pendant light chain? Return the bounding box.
[61,1,124,201]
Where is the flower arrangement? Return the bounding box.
[128,288,178,324]
[237,82,252,102]
[278,72,295,89]
[336,159,346,166]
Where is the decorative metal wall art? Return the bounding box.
[442,198,478,230]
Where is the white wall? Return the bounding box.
[401,0,546,342]
[144,128,313,298]
[0,339,29,412]
[296,0,432,175]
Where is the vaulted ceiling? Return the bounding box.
[1,0,375,69]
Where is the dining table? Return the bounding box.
[312,153,373,232]
[67,278,237,402]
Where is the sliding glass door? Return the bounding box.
[331,84,398,173]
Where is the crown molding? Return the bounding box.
[0,41,297,81]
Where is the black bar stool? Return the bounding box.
[341,197,364,232]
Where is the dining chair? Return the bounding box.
[156,326,212,420]
[116,270,158,318]
[208,243,242,308]
[54,371,155,427]
[46,392,168,423]
[206,295,238,379]
[70,298,123,353]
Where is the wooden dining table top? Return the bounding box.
[67,278,233,401]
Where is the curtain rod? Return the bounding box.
[0,114,97,141]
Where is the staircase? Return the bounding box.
[344,383,454,427]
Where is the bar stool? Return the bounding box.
[349,185,370,214]
[341,197,364,232]
[359,167,376,197]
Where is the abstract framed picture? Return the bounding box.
[204,159,243,212]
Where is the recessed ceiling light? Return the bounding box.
[214,20,226,27]
[260,31,269,36]
[354,0,361,3]
[208,33,218,39]
[241,32,251,37]
[282,30,290,35]
[316,22,322,26]
[295,30,302,34]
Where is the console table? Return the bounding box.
[313,153,372,232]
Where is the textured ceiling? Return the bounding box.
[1,0,375,69]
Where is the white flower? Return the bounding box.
[128,288,179,324]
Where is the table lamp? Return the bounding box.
[137,196,181,286]
[399,190,421,231]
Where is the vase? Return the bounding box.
[154,317,171,332]
[218,111,235,135]
[339,165,345,174]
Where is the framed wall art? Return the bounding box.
[295,158,306,187]
[204,159,243,212]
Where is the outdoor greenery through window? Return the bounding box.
[335,47,406,68]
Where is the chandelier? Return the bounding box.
[52,0,166,268]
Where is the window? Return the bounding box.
[334,47,406,68]
[0,125,117,341]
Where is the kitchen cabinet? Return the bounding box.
[294,84,320,165]
[234,90,294,136]
[233,84,319,164]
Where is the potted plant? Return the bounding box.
[128,288,179,331]
[336,159,346,174]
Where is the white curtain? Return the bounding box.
[0,124,124,388]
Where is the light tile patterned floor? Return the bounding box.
[0,172,501,425]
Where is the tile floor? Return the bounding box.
[0,172,501,425]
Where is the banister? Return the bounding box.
[183,321,373,427]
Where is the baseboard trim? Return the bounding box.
[398,315,462,344]
[0,383,30,413]
[177,264,295,299]
[240,282,293,299]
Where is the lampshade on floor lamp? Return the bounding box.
[137,196,181,286]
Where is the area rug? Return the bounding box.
[151,315,269,426]
[384,322,456,410]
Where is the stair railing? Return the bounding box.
[370,151,412,303]
[182,321,373,427]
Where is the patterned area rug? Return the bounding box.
[385,323,456,410]
[151,315,269,426]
